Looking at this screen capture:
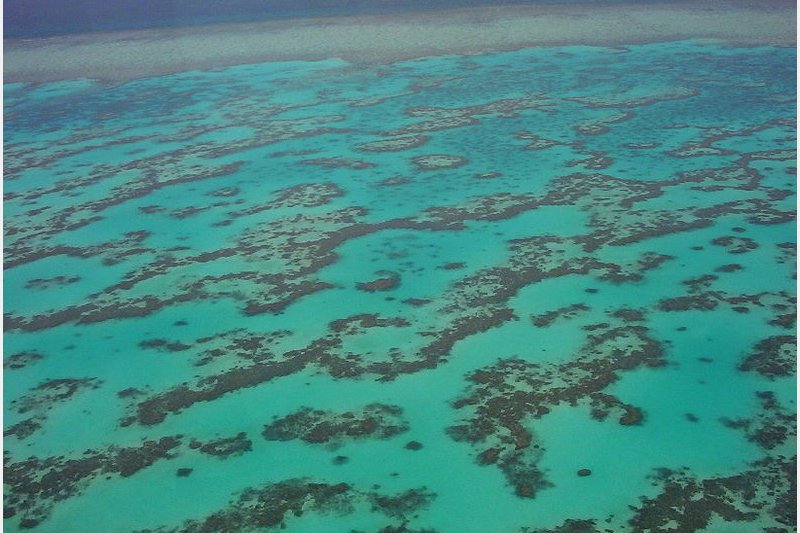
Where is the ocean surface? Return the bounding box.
[3,12,797,533]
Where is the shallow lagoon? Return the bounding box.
[3,36,797,532]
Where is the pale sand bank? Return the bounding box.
[4,0,796,83]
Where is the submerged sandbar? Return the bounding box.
[4,0,796,83]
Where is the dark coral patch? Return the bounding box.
[739,336,796,379]
[448,312,661,499]
[515,131,575,150]
[226,182,345,220]
[117,387,144,398]
[4,436,182,527]
[207,186,240,197]
[531,303,589,327]
[567,151,614,170]
[357,271,401,292]
[12,378,102,414]
[139,339,191,352]
[629,456,796,531]
[368,488,435,519]
[387,95,552,136]
[3,418,43,440]
[4,351,44,371]
[125,314,417,426]
[721,391,796,450]
[659,286,795,326]
[263,404,409,446]
[715,263,743,273]
[411,154,468,171]
[589,393,645,426]
[140,479,435,532]
[711,235,759,254]
[357,135,430,152]
[572,110,634,135]
[524,519,602,533]
[328,314,410,334]
[376,176,412,187]
[194,432,253,458]
[24,275,81,290]
[6,162,792,335]
[300,157,376,169]
[612,308,645,322]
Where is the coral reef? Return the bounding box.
[263,404,409,446]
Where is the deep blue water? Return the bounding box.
[4,0,686,38]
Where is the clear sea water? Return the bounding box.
[3,28,797,533]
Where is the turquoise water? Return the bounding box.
[3,40,796,532]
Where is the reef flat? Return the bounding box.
[3,25,797,533]
[4,0,797,83]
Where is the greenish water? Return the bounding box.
[3,40,796,532]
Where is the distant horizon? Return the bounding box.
[4,0,689,39]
